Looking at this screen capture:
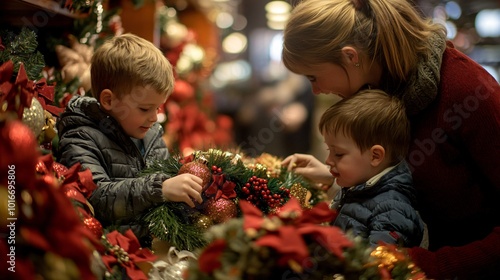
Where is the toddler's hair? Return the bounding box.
[319,89,410,164]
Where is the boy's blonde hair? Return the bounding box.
[282,0,446,82]
[319,89,410,164]
[90,33,174,99]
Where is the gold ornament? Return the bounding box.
[39,110,57,144]
[254,153,283,177]
[369,245,406,271]
[290,183,312,209]
[195,215,213,230]
[22,98,45,138]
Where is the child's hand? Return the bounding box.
[161,174,203,207]
[282,153,334,185]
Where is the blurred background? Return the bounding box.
[2,0,499,160]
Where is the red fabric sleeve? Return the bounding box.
[408,227,500,279]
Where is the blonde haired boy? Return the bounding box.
[57,34,203,246]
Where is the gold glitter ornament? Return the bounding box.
[254,153,283,177]
[22,98,45,138]
[290,183,311,208]
[195,214,213,230]
[39,110,57,144]
[369,245,406,271]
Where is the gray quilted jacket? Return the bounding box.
[331,161,424,247]
[57,96,170,243]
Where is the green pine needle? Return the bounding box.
[143,202,207,251]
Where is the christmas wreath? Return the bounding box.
[139,149,324,251]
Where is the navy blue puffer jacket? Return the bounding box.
[331,161,424,247]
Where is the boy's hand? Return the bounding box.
[161,174,203,207]
[282,153,334,185]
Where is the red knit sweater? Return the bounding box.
[406,45,500,279]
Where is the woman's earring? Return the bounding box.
[355,63,360,67]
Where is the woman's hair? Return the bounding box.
[319,89,410,164]
[282,0,446,82]
[90,33,174,99]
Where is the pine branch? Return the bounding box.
[0,28,45,81]
[143,202,207,251]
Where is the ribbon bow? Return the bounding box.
[32,78,64,116]
[241,198,352,271]
[0,61,34,118]
[204,173,237,200]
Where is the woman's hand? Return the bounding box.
[282,153,334,185]
[161,174,203,207]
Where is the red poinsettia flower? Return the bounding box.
[101,230,157,280]
[240,198,352,271]
[18,171,100,279]
[197,239,226,274]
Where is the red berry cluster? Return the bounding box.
[241,176,290,209]
[211,165,223,174]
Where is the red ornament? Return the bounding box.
[202,198,237,224]
[0,119,39,187]
[53,162,69,178]
[177,161,211,188]
[83,216,103,238]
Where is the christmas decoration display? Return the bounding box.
[185,198,428,280]
[140,149,318,252]
[158,5,234,155]
[0,118,104,280]
[0,59,62,152]
[0,118,166,279]
[1,41,161,279]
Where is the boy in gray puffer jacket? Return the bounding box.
[57,34,204,246]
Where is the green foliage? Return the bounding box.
[0,28,45,80]
[143,202,207,251]
[73,6,121,48]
